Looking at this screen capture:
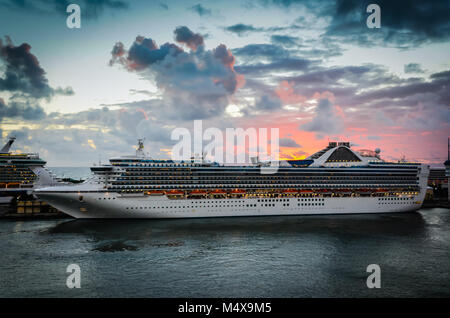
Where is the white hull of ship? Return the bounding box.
[35,191,427,219]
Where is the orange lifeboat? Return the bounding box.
[0,183,6,188]
[167,190,184,195]
[7,182,20,188]
[300,189,313,194]
[211,189,227,195]
[283,189,298,194]
[230,189,246,195]
[147,190,165,195]
[375,188,388,193]
[190,189,208,195]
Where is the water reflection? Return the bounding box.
[45,212,428,242]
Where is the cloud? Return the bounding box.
[0,37,74,99]
[0,37,47,98]
[109,26,244,120]
[270,35,301,47]
[0,98,45,121]
[0,0,129,19]
[174,26,204,51]
[233,43,290,59]
[300,98,344,135]
[0,36,74,122]
[232,42,325,78]
[254,94,282,111]
[260,0,450,48]
[279,137,300,147]
[224,24,262,36]
[189,4,211,16]
[224,23,301,37]
[324,0,450,48]
[159,3,168,10]
[404,63,425,74]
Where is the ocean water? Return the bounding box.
[0,208,449,297]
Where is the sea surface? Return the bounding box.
[0,208,449,298]
[0,167,449,297]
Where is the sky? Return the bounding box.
[0,0,449,166]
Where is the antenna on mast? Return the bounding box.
[136,138,145,157]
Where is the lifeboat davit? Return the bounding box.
[335,188,351,193]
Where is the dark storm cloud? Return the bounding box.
[0,0,128,19]
[0,36,74,99]
[109,26,244,121]
[111,36,183,70]
[324,0,450,48]
[0,37,51,98]
[260,0,450,48]
[174,26,205,51]
[189,4,212,16]
[0,97,46,121]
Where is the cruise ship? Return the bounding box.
[0,137,63,215]
[0,137,47,193]
[34,140,429,219]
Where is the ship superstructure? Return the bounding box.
[34,141,430,219]
[0,137,47,192]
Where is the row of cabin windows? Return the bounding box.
[118,171,417,179]
[298,203,325,206]
[115,176,417,181]
[126,203,259,210]
[379,197,413,200]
